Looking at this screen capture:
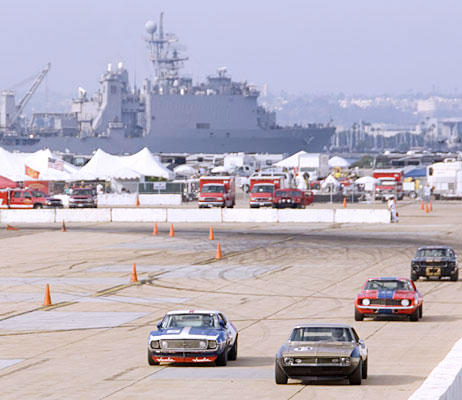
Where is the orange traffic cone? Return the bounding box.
[209,226,214,240]
[215,242,222,259]
[136,196,140,207]
[6,224,18,231]
[42,284,52,306]
[153,222,158,235]
[61,220,67,232]
[342,198,347,208]
[420,200,424,210]
[130,263,138,283]
[169,224,175,237]
[425,203,429,213]
[430,202,433,212]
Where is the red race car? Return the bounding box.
[272,188,314,209]
[354,277,423,322]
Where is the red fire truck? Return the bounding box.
[0,189,47,209]
[198,176,235,208]
[372,169,405,201]
[249,176,283,208]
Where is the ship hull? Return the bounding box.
[1,127,335,154]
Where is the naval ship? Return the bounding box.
[1,13,335,154]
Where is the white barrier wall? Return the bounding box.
[279,209,335,223]
[409,339,462,400]
[56,209,111,223]
[139,194,182,206]
[335,209,390,224]
[97,194,137,207]
[0,209,55,223]
[223,208,278,223]
[167,208,222,223]
[0,208,391,224]
[111,208,167,222]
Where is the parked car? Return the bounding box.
[272,188,314,209]
[31,190,63,208]
[411,246,458,281]
[69,187,97,208]
[354,277,423,322]
[275,323,368,385]
[147,310,238,366]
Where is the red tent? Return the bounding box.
[0,176,18,189]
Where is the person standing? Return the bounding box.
[387,195,398,223]
[424,183,432,204]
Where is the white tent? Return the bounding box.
[328,156,350,168]
[77,149,140,180]
[274,150,307,168]
[174,164,198,177]
[355,176,380,184]
[0,148,24,181]
[122,147,174,180]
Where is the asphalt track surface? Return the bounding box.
[1,203,462,399]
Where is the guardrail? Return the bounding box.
[409,339,462,400]
[0,208,391,224]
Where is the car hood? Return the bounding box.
[358,289,415,299]
[149,326,222,340]
[282,341,355,358]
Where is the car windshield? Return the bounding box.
[290,190,302,197]
[251,185,274,193]
[275,190,288,196]
[163,313,219,329]
[31,190,46,197]
[417,248,449,257]
[202,185,224,193]
[73,189,93,196]
[364,279,412,291]
[291,327,353,342]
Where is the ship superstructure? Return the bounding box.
[1,13,335,154]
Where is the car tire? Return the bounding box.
[362,357,368,379]
[275,360,288,384]
[228,337,238,361]
[410,272,418,281]
[354,308,364,321]
[33,204,43,209]
[450,270,459,282]
[410,308,419,322]
[147,350,159,366]
[419,305,423,319]
[348,361,362,385]
[215,348,228,366]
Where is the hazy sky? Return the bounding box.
[1,0,461,97]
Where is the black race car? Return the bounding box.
[411,246,458,281]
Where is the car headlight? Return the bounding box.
[160,341,168,349]
[340,357,351,366]
[208,340,218,349]
[216,197,223,201]
[362,299,370,306]
[199,340,207,349]
[199,196,205,201]
[401,299,410,306]
[150,340,160,349]
[283,357,294,366]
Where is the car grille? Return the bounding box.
[417,262,448,267]
[203,198,217,202]
[162,339,204,349]
[294,357,343,364]
[369,299,402,306]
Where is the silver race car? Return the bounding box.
[275,323,368,385]
[147,310,238,366]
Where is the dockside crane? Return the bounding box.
[7,62,51,130]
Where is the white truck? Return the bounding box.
[298,153,330,180]
[427,158,462,199]
[223,153,258,177]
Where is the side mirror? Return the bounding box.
[219,320,226,328]
[359,339,365,347]
[157,322,162,330]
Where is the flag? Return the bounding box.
[48,157,64,171]
[25,165,40,179]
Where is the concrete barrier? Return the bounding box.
[139,194,182,206]
[167,208,222,223]
[0,209,55,223]
[97,194,137,207]
[56,209,111,223]
[223,208,278,223]
[112,208,167,222]
[409,339,462,400]
[334,209,391,224]
[278,209,335,223]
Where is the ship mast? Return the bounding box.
[145,13,188,92]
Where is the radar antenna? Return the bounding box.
[145,13,188,90]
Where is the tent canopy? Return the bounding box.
[274,150,308,168]
[329,156,350,168]
[404,167,427,178]
[0,175,18,189]
[355,176,380,184]
[77,149,140,180]
[122,147,174,180]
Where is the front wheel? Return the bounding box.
[419,304,423,319]
[33,204,43,209]
[410,308,419,322]
[354,308,364,321]
[450,270,459,282]
[410,272,418,281]
[275,361,288,384]
[228,337,238,361]
[348,361,362,385]
[215,349,228,366]
[362,357,368,379]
